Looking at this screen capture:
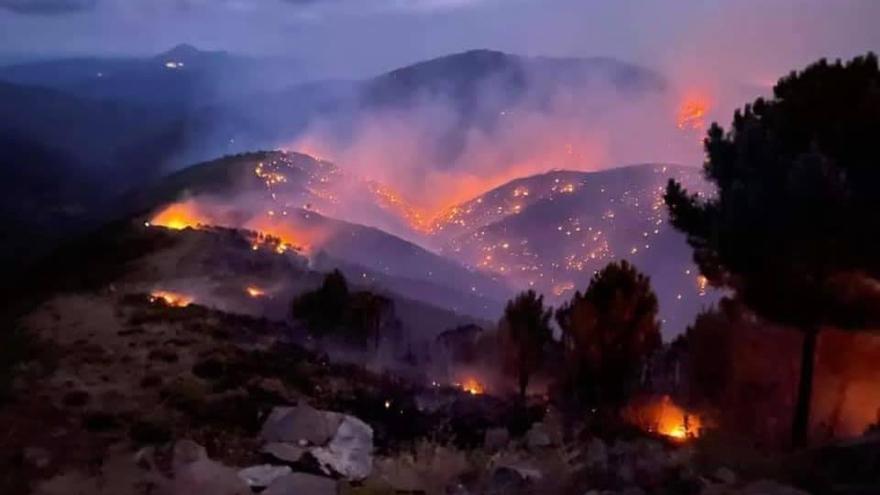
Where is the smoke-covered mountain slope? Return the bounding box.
[118,150,513,319]
[361,49,664,110]
[119,149,718,332]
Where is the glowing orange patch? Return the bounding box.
[149,201,207,231]
[149,290,193,307]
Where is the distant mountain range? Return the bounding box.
[0,46,668,270]
[0,44,308,106]
[0,46,714,335]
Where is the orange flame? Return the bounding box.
[625,395,703,441]
[460,377,485,395]
[149,290,193,307]
[148,200,209,231]
[676,94,710,133]
[245,214,318,253]
[245,286,266,298]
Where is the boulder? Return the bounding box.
[261,442,307,464]
[260,404,343,446]
[238,464,292,488]
[263,472,338,495]
[311,415,374,480]
[170,440,250,495]
[526,423,552,450]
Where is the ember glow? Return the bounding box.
[149,200,208,230]
[245,286,266,298]
[459,377,485,395]
[625,395,703,441]
[149,290,193,307]
[148,194,313,256]
[676,93,711,134]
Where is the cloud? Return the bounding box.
[0,0,97,15]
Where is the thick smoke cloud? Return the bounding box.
[286,58,719,214]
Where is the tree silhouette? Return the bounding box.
[556,260,661,410]
[291,269,350,333]
[500,290,553,400]
[349,291,394,349]
[291,270,399,348]
[665,53,880,447]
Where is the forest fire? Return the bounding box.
[149,290,193,307]
[246,215,314,253]
[148,198,313,256]
[148,200,208,230]
[625,395,703,442]
[245,286,266,298]
[368,181,433,233]
[460,377,485,395]
[676,94,710,133]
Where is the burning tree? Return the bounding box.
[665,53,880,447]
[555,260,661,411]
[499,290,553,400]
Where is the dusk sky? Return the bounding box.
[1,0,878,80]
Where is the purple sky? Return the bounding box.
[1,0,878,80]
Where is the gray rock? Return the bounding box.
[310,414,374,480]
[263,472,338,495]
[171,439,251,495]
[526,423,552,450]
[261,442,306,464]
[260,404,343,446]
[238,464,292,488]
[484,427,510,452]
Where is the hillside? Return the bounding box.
[433,164,716,334]
[362,50,663,108]
[117,150,512,320]
[0,44,308,107]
